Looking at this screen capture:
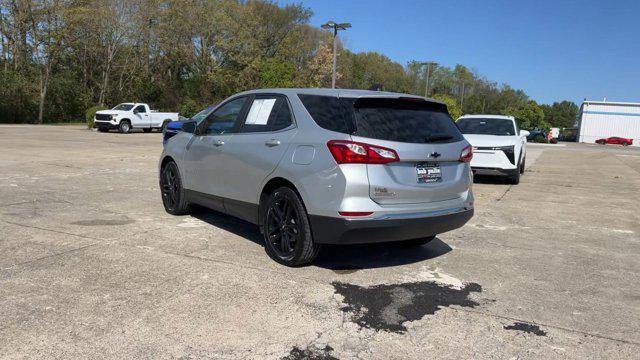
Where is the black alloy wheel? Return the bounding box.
[262,187,319,266]
[266,193,301,260]
[160,162,190,215]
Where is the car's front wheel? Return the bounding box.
[160,161,191,215]
[508,168,521,184]
[622,141,630,146]
[262,187,319,266]
[118,120,131,134]
[519,156,526,174]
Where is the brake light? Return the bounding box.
[327,140,399,164]
[459,145,473,163]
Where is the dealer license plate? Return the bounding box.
[417,162,442,183]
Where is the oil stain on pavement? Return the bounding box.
[282,345,338,360]
[504,322,547,336]
[332,281,482,333]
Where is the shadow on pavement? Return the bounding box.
[190,206,263,246]
[473,174,512,185]
[315,238,452,270]
[190,205,453,269]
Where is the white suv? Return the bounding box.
[457,115,528,184]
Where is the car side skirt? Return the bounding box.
[184,189,259,225]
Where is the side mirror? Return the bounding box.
[520,130,530,137]
[182,120,197,134]
[133,109,139,114]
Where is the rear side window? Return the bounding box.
[298,94,354,134]
[298,94,463,143]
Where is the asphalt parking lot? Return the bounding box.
[1,125,639,359]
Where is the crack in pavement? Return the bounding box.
[456,308,640,346]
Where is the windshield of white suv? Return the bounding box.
[113,104,134,111]
[456,118,516,136]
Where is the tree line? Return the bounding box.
[0,0,578,129]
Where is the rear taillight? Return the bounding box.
[327,140,399,164]
[459,145,473,163]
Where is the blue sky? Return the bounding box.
[277,0,639,105]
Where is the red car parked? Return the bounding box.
[596,137,633,146]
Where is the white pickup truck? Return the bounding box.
[94,103,179,133]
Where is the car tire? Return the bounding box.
[143,128,152,133]
[401,235,436,247]
[519,156,526,174]
[622,142,629,146]
[160,161,191,215]
[118,120,131,134]
[508,169,520,185]
[262,186,320,266]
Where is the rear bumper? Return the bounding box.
[472,167,518,176]
[309,208,474,244]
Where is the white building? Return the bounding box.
[578,100,640,146]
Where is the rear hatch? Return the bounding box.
[350,97,470,206]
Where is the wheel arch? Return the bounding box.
[258,177,305,228]
[160,155,175,169]
[160,155,177,178]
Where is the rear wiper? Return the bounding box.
[424,134,454,143]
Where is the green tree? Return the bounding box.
[503,101,549,130]
[0,0,552,125]
[432,94,462,120]
[260,59,295,88]
[541,101,578,128]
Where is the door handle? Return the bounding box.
[213,139,225,147]
[265,139,281,147]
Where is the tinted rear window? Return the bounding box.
[298,94,463,143]
[298,94,354,134]
[457,118,516,136]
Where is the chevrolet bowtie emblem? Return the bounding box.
[428,152,441,158]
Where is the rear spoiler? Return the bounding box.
[353,97,449,113]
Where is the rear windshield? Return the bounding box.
[298,95,463,143]
[457,118,516,136]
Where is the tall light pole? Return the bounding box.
[321,21,351,89]
[419,61,438,97]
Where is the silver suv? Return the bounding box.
[159,89,474,266]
